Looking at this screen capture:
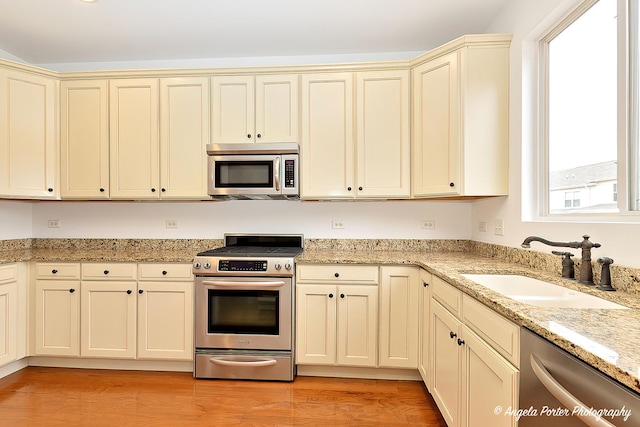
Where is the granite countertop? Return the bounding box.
[2,242,639,393]
[297,249,640,394]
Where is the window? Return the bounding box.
[565,191,581,208]
[540,0,639,217]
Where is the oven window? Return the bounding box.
[207,290,279,335]
[215,161,273,188]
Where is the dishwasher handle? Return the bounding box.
[530,354,615,427]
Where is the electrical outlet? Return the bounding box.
[494,219,504,236]
[479,221,487,232]
[166,219,178,229]
[332,220,345,229]
[420,220,436,230]
[47,220,60,228]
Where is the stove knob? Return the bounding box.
[285,262,292,270]
[203,262,211,269]
[193,262,201,269]
[275,263,282,270]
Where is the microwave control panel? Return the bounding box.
[284,159,295,188]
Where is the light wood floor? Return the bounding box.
[0,367,447,426]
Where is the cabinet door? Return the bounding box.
[60,80,110,199]
[160,77,209,199]
[137,281,193,361]
[356,70,410,198]
[211,75,254,143]
[255,75,298,143]
[379,266,419,368]
[296,284,337,365]
[0,282,17,367]
[418,269,432,387]
[0,68,56,199]
[80,281,137,359]
[461,326,518,427]
[336,285,378,367]
[431,299,462,427]
[412,51,460,197]
[34,280,80,356]
[300,73,354,199]
[109,79,160,199]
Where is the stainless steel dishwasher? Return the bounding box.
[520,328,640,427]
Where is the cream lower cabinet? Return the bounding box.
[137,263,193,361]
[379,266,419,368]
[0,67,57,199]
[80,263,138,359]
[430,276,519,427]
[296,265,379,367]
[0,265,19,366]
[34,263,82,356]
[418,268,432,386]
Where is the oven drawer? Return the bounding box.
[195,350,294,381]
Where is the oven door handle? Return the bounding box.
[201,280,286,289]
[209,357,278,367]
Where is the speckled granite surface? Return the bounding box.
[1,237,640,393]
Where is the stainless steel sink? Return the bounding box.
[461,274,628,309]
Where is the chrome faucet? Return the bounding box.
[521,235,601,285]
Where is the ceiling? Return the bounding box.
[0,0,511,67]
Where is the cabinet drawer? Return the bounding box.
[36,263,81,280]
[138,263,193,281]
[462,294,520,368]
[296,264,379,284]
[431,276,461,317]
[82,263,137,280]
[0,264,18,284]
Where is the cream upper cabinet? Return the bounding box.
[300,73,354,199]
[412,37,510,197]
[301,70,410,199]
[60,80,110,199]
[211,74,298,144]
[379,266,419,369]
[109,77,209,200]
[0,68,57,199]
[356,70,410,198]
[159,77,210,199]
[109,78,160,199]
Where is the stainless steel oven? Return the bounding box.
[192,234,302,381]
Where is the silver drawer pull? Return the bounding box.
[209,357,277,367]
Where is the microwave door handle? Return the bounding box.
[201,280,286,288]
[274,156,281,191]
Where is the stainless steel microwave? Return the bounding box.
[206,143,299,200]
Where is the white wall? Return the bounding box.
[0,201,33,239]
[31,200,472,240]
[474,0,640,268]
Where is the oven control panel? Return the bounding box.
[218,260,268,272]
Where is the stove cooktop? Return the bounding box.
[196,245,303,258]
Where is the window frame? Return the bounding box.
[536,0,638,222]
